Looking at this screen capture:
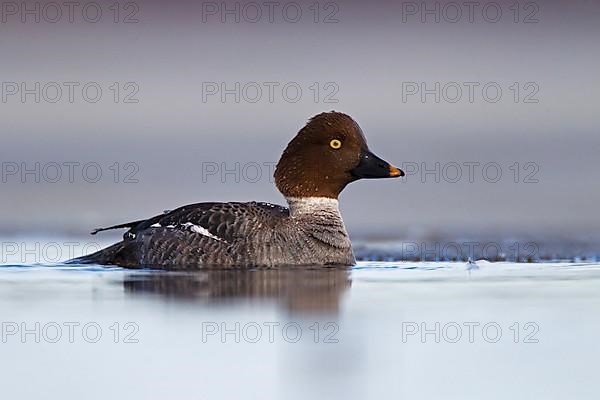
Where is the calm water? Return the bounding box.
[1,240,600,399]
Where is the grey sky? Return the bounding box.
[1,0,598,238]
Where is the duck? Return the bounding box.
[68,111,403,269]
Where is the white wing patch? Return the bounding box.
[181,222,222,241]
[148,221,222,241]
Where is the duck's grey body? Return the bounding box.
[72,198,354,268]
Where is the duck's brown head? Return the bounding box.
[274,111,403,199]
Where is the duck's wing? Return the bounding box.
[125,202,287,242]
[75,202,288,268]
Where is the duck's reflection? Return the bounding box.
[123,267,352,314]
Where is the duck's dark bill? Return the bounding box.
[351,150,404,179]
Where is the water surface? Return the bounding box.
[1,257,599,399]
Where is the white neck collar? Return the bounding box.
[286,197,340,216]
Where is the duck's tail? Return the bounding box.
[66,242,126,265]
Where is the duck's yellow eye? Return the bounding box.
[329,139,342,149]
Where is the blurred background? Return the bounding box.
[0,0,598,243]
[2,2,600,400]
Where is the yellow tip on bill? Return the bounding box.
[389,165,404,177]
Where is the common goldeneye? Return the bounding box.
[69,112,403,268]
